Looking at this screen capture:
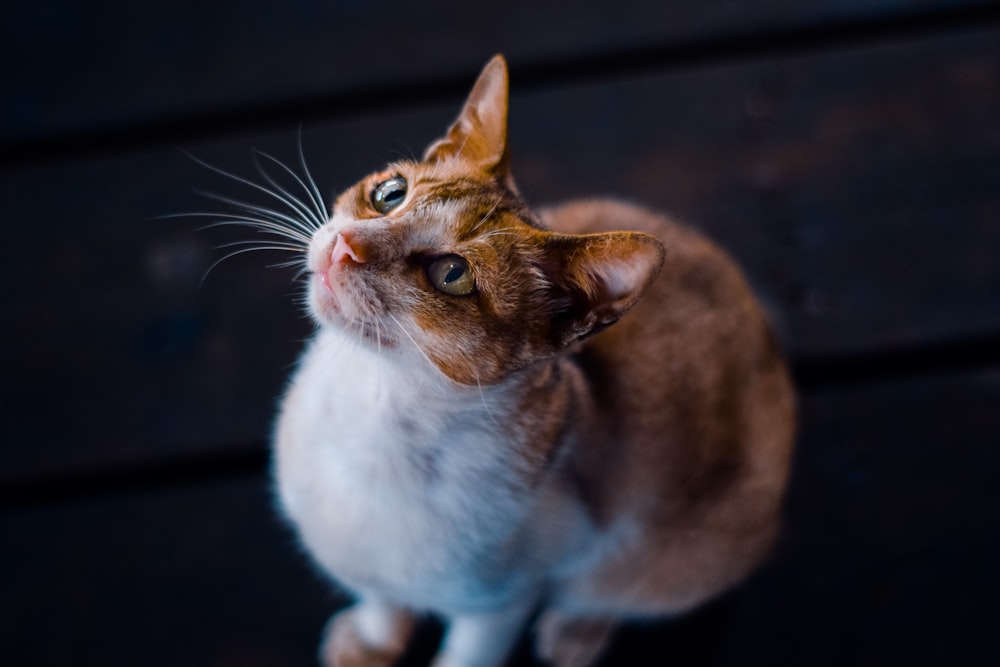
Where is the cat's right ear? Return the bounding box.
[423,55,515,188]
[541,231,665,348]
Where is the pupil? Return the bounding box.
[385,189,404,204]
[444,265,464,284]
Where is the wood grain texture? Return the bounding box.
[2,1,995,146]
[2,371,996,665]
[2,29,997,483]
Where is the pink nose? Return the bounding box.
[331,231,366,265]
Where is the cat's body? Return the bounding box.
[273,56,794,667]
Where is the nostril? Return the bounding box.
[331,232,366,265]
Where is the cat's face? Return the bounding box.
[308,156,563,385]
[305,56,663,385]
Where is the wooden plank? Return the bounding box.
[2,371,997,665]
[2,1,995,146]
[0,145,314,484]
[0,476,334,666]
[2,29,997,483]
[717,370,1000,665]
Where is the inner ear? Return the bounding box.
[542,231,665,347]
[423,55,513,186]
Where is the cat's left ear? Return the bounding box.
[423,54,515,188]
[541,231,665,348]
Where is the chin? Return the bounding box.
[308,278,344,327]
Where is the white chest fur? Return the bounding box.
[274,329,588,614]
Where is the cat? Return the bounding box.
[272,55,795,667]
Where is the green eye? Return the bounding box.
[371,176,408,214]
[427,255,476,296]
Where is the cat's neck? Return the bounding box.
[304,324,578,423]
[300,327,590,460]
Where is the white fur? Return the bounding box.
[353,601,404,648]
[433,603,536,667]
[274,324,596,617]
[277,200,621,664]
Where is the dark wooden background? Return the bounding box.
[2,2,999,665]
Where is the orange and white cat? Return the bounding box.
[273,55,795,667]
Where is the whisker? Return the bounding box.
[268,255,310,268]
[374,314,384,403]
[424,147,446,182]
[471,195,505,234]
[352,315,370,393]
[267,261,308,273]
[253,150,328,230]
[196,190,316,239]
[290,264,312,282]
[476,227,519,241]
[196,217,312,245]
[214,240,307,252]
[313,319,361,379]
[297,128,330,225]
[200,244,307,286]
[252,160,324,232]
[452,132,473,164]
[390,139,418,163]
[387,313,439,375]
[186,151,321,234]
[474,372,502,429]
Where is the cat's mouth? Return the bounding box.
[311,270,345,319]
[318,271,339,303]
[308,229,367,322]
[310,271,398,347]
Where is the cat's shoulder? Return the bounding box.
[538,198,739,281]
[542,198,770,346]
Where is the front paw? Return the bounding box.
[535,611,616,667]
[319,606,410,667]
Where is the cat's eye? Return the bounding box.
[371,176,408,214]
[427,255,476,296]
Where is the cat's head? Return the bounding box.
[307,55,664,385]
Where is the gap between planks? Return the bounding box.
[2,329,999,514]
[2,3,999,171]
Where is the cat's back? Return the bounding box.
[539,199,795,600]
[538,200,781,374]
